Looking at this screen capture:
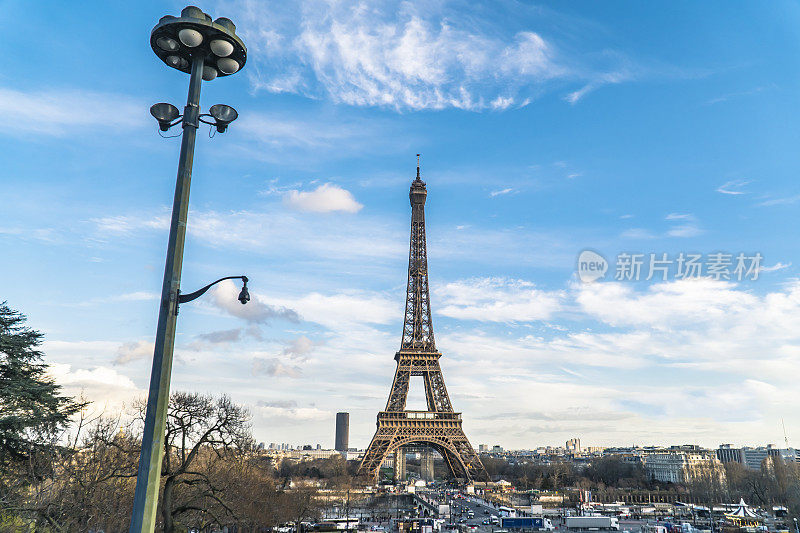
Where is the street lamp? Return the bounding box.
[176,275,250,313]
[129,6,247,533]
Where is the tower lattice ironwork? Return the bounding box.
[358,158,489,483]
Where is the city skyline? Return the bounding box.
[4,0,800,450]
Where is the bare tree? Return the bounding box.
[150,392,252,533]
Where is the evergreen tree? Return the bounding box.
[0,301,81,468]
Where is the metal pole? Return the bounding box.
[129,53,204,533]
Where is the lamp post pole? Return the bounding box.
[129,52,204,533]
[130,7,246,532]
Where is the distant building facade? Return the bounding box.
[716,444,796,470]
[643,447,724,484]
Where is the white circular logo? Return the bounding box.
[577,250,608,283]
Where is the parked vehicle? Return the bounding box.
[500,517,555,531]
[565,516,619,531]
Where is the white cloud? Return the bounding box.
[437,278,563,322]
[0,87,145,137]
[114,340,154,365]
[279,336,316,361]
[575,278,758,331]
[209,279,300,324]
[42,273,800,447]
[91,207,406,267]
[48,363,142,413]
[252,357,303,378]
[271,291,397,330]
[227,0,632,110]
[284,183,363,213]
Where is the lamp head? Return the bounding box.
[150,102,180,131]
[238,276,250,305]
[209,104,238,133]
[150,7,246,79]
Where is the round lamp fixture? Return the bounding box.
[210,39,234,57]
[178,28,203,47]
[202,66,218,81]
[156,37,179,51]
[217,58,239,74]
[165,55,189,69]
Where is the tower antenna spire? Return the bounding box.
[416,153,421,180]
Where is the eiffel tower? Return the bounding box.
[358,157,489,483]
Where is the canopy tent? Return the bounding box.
[728,499,758,519]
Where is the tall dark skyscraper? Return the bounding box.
[335,412,349,452]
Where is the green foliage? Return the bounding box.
[0,301,82,467]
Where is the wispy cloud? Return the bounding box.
[621,228,657,240]
[706,86,768,105]
[230,0,634,111]
[564,71,631,104]
[666,213,702,238]
[717,179,750,195]
[620,214,703,240]
[489,187,515,197]
[758,195,800,207]
[0,86,145,137]
[760,262,791,273]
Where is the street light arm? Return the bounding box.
[177,275,248,304]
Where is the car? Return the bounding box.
[370,527,385,532]
[484,510,490,515]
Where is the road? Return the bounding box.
[421,490,504,533]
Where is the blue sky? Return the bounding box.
[4,0,800,450]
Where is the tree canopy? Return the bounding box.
[0,302,81,467]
